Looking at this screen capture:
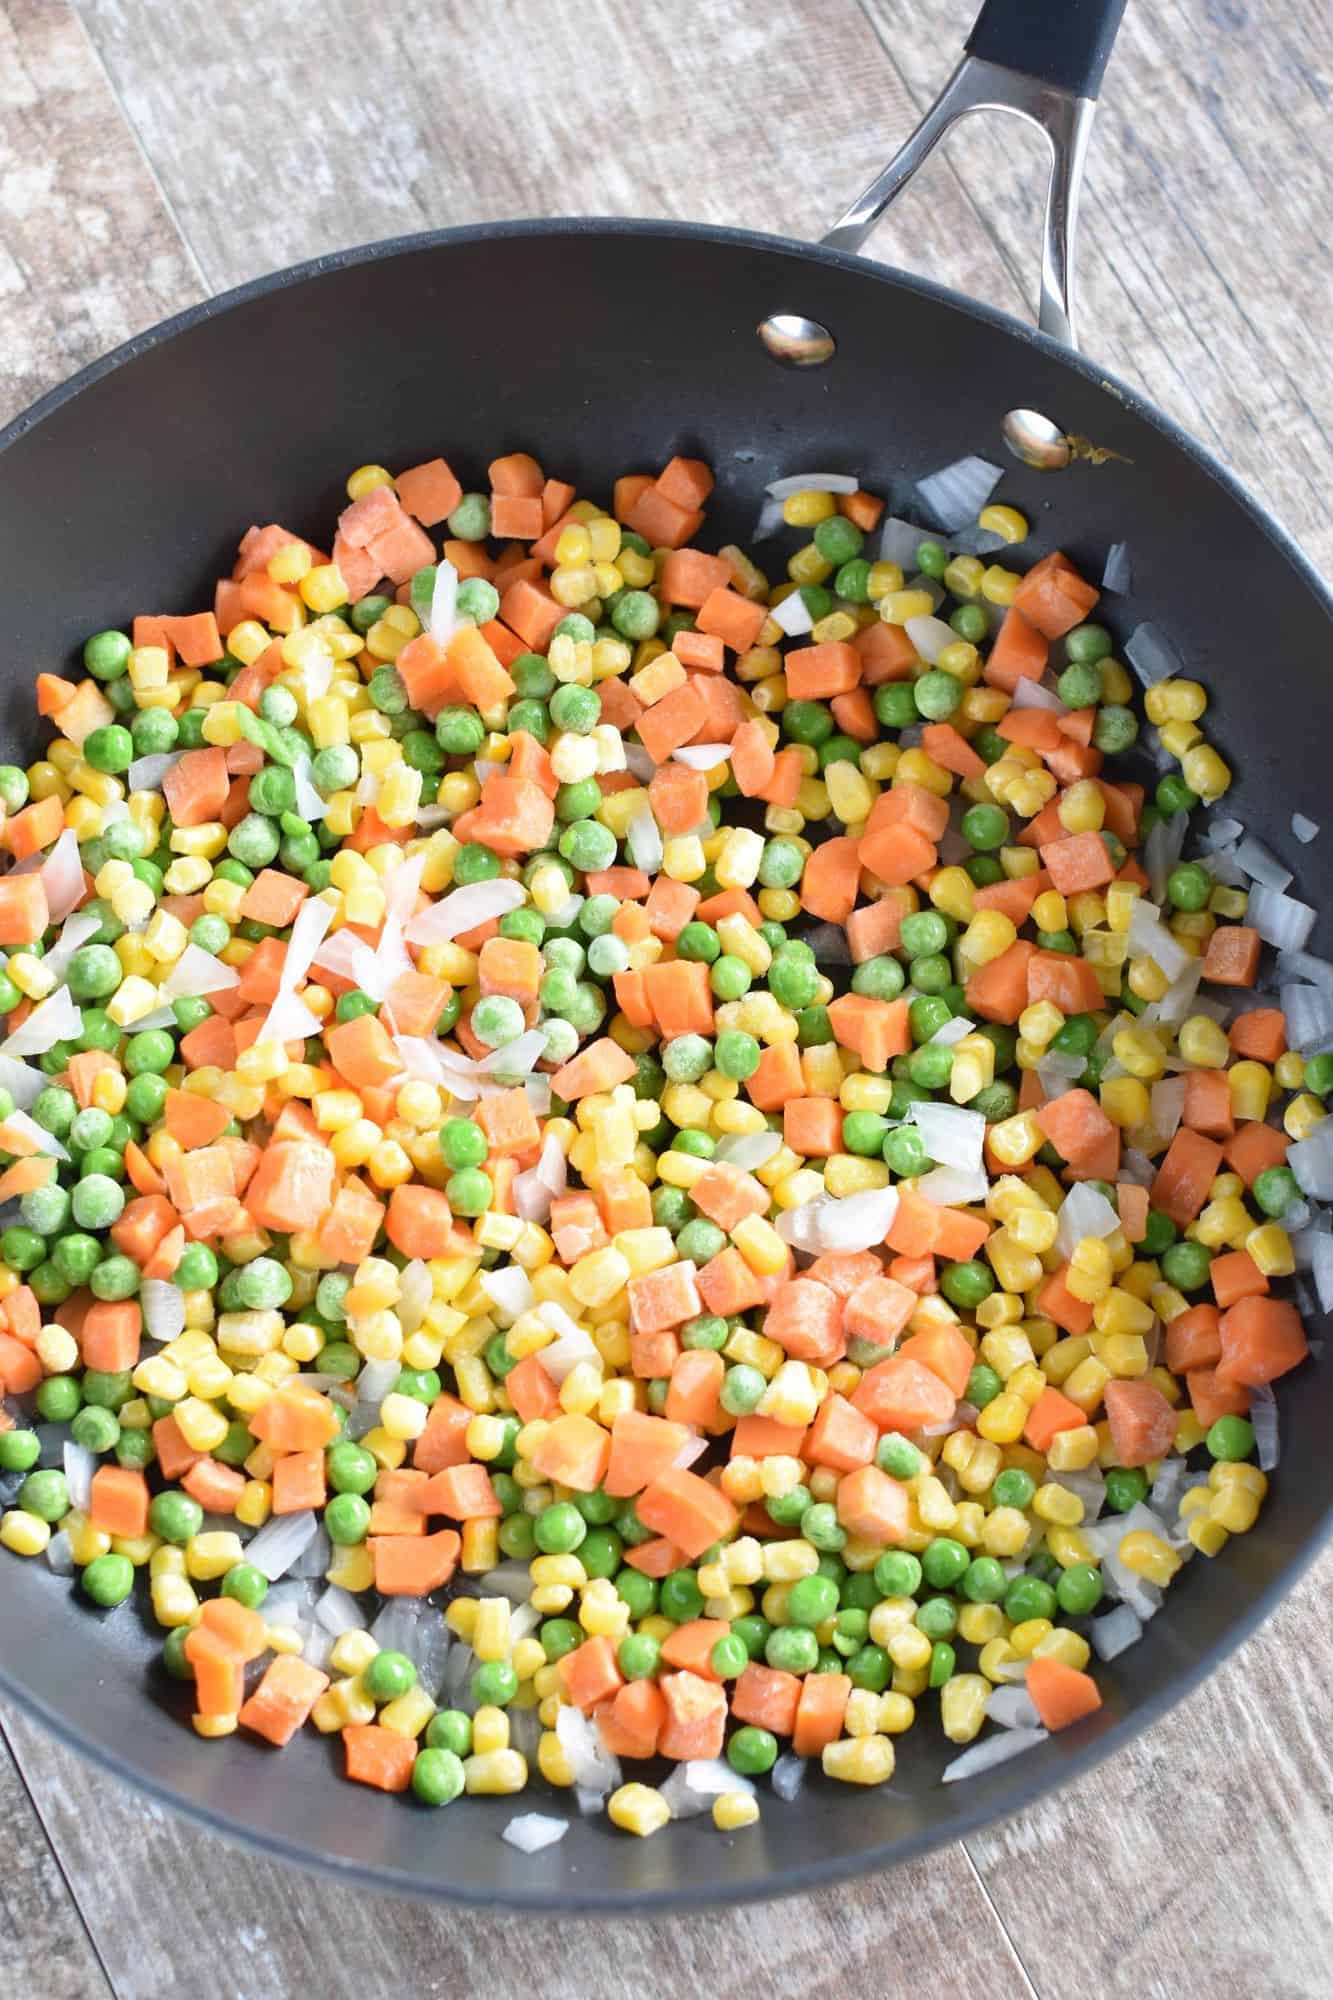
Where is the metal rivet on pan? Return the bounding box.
[758,314,836,367]
[1003,408,1072,470]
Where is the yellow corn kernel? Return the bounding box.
[463,1748,528,1796]
[1285,1093,1327,1142]
[1181,744,1232,801]
[937,1672,990,1744]
[1118,1529,1182,1586]
[1178,1014,1230,1068]
[608,1781,671,1834]
[713,1790,760,1831]
[823,1735,896,1785]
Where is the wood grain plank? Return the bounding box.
[74,0,1028,311]
[0,1720,113,2000]
[856,0,1333,564]
[0,0,203,425]
[2,1703,1035,2000]
[966,1548,1333,2000]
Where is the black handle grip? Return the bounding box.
[965,0,1128,97]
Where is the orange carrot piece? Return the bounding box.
[1026,1656,1102,1731]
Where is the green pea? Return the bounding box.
[71,1176,125,1230]
[84,724,134,774]
[727,1724,778,1775]
[357,1650,415,1704]
[915,1595,958,1640]
[609,589,659,640]
[66,945,122,1002]
[323,1492,370,1545]
[659,1568,704,1623]
[0,1428,41,1473]
[851,954,906,1002]
[471,993,524,1046]
[426,1709,473,1757]
[719,1363,767,1416]
[813,514,863,564]
[149,1491,203,1544]
[1161,1239,1212,1291]
[914,668,962,720]
[1105,1466,1148,1513]
[875,1436,925,1484]
[960,802,1009,851]
[221,1563,269,1610]
[834,557,872,602]
[1253,1166,1300,1218]
[83,629,132,680]
[124,1028,175,1075]
[1156,773,1198,817]
[782,700,834,747]
[961,1556,1008,1604]
[1166,861,1211,911]
[764,1625,819,1674]
[992,1468,1035,1510]
[713,1029,760,1080]
[1065,623,1113,664]
[940,1260,994,1310]
[614,1569,657,1621]
[785,1573,839,1628]
[1207,1414,1256,1462]
[1055,1564,1104,1616]
[1003,1575,1057,1624]
[874,683,918,731]
[81,1552,134,1607]
[1094,705,1138,753]
[921,1537,970,1590]
[34,1376,79,1422]
[676,1218,727,1265]
[534,1501,587,1554]
[1304,1053,1333,1099]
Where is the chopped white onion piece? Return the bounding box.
[1143,813,1188,903]
[38,829,87,923]
[915,455,1003,532]
[1126,899,1192,981]
[1249,1384,1280,1470]
[0,1109,68,1160]
[770,1753,807,1802]
[537,1320,600,1384]
[764,471,859,498]
[44,1530,75,1576]
[404,878,526,945]
[1090,1603,1143,1661]
[714,1130,783,1171]
[479,1266,535,1326]
[1277,948,1333,987]
[929,1014,976,1047]
[1310,1223,1333,1305]
[290,756,328,823]
[245,1510,320,1580]
[627,803,664,875]
[0,1054,44,1111]
[1148,1075,1186,1146]
[1056,1182,1120,1260]
[1102,541,1133,593]
[161,944,241,998]
[1244,883,1316,953]
[62,1441,96,1512]
[429,556,460,642]
[2,987,82,1059]
[908,1100,986,1174]
[750,494,787,542]
[985,1684,1040,1730]
[554,1703,620,1796]
[811,1184,899,1254]
[1280,984,1333,1054]
[878,516,931,568]
[672,1434,710,1470]
[769,590,815,637]
[128,751,184,793]
[1231,834,1292,891]
[43,910,101,983]
[1125,621,1183,686]
[623,742,657,782]
[775,1198,833,1254]
[1012,677,1068,712]
[1292,812,1320,845]
[904,614,955,665]
[943,1727,1048,1782]
[502,1813,568,1854]
[478,1028,547,1080]
[141,1279,186,1344]
[916,1166,989,1207]
[671,742,732,771]
[315,1585,367,1636]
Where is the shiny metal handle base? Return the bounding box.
[822,54,1097,351]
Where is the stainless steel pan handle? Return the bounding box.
[823,0,1128,349]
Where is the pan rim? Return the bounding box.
[1,212,1330,1912]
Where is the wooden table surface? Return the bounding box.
[2,3,1330,1994]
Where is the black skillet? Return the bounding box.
[1,0,1329,1911]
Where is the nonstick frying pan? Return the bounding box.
[1,0,1329,1912]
